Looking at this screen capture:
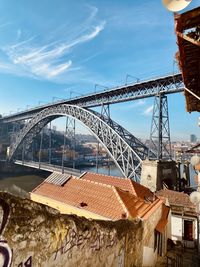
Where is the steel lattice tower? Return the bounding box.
[65,117,76,169]
[150,94,172,160]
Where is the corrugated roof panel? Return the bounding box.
[45,172,71,186]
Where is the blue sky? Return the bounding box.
[0,0,199,141]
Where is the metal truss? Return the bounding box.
[150,95,171,159]
[1,73,183,123]
[8,105,155,181]
[63,117,76,170]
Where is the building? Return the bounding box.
[140,160,177,192]
[156,189,198,248]
[30,172,171,266]
[190,134,197,143]
[175,7,200,113]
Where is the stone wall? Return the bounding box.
[142,205,163,266]
[0,192,144,267]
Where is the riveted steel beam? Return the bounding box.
[8,105,155,182]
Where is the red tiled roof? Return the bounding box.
[81,172,154,200]
[156,205,170,233]
[32,176,163,221]
[32,179,125,220]
[156,189,195,209]
[115,187,162,219]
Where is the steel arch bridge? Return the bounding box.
[8,104,154,181]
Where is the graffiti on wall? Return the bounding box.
[0,198,33,267]
[18,256,32,267]
[118,247,125,267]
[0,198,12,267]
[53,226,118,261]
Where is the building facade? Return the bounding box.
[156,189,198,248]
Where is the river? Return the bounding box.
[0,164,197,197]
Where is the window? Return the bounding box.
[154,230,158,251]
[154,230,163,256]
[184,220,193,241]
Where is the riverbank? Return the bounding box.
[0,161,49,197]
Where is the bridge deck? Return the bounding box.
[14,160,82,177]
[1,73,183,123]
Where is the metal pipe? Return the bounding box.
[185,87,200,101]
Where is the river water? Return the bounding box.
[0,164,197,197]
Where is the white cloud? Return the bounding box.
[86,5,98,21]
[0,7,105,81]
[143,105,153,115]
[45,61,72,78]
[0,22,12,29]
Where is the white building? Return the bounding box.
[156,189,198,248]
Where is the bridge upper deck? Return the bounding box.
[1,73,183,123]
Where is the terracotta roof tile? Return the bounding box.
[32,174,164,221]
[81,172,154,200]
[156,205,170,233]
[156,189,195,209]
[32,178,127,220]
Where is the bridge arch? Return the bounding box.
[9,104,152,181]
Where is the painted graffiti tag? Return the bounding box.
[53,226,117,261]
[18,256,32,267]
[0,198,12,267]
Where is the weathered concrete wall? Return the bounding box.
[142,205,162,266]
[142,204,171,267]
[141,160,158,192]
[141,160,177,192]
[0,192,144,267]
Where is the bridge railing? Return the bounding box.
[14,160,82,176]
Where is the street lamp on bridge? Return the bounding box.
[52,96,65,103]
[69,90,83,99]
[38,101,48,106]
[94,84,109,93]
[125,74,140,85]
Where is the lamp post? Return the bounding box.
[69,90,83,99]
[94,84,109,93]
[52,96,64,103]
[38,101,48,106]
[125,74,140,85]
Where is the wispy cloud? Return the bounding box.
[0,7,105,82]
[131,99,146,107]
[0,22,12,29]
[143,105,153,116]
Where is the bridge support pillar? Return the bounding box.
[63,117,76,171]
[150,94,171,160]
[101,104,111,175]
